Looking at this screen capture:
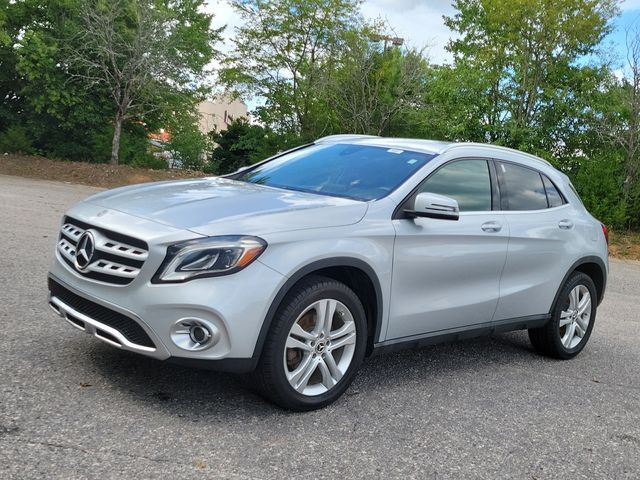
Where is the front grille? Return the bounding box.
[57,216,148,285]
[48,278,155,348]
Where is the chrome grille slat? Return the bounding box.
[94,237,149,261]
[85,259,140,279]
[61,223,85,241]
[57,217,148,285]
[58,238,76,262]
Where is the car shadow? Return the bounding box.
[357,330,543,391]
[86,330,544,417]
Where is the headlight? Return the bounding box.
[152,236,267,283]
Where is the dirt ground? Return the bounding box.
[1,153,638,260]
[609,230,640,260]
[0,153,202,189]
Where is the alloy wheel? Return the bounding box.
[283,298,357,396]
[559,285,591,349]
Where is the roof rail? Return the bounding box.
[444,142,553,167]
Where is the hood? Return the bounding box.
[84,177,368,235]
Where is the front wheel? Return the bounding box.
[252,275,367,411]
[528,271,597,359]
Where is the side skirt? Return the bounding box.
[371,314,550,356]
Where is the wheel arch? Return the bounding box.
[550,256,607,313]
[252,257,384,360]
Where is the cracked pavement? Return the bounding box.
[0,174,639,479]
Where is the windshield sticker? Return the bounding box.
[387,148,404,154]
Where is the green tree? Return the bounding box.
[0,1,10,47]
[328,27,431,136]
[595,26,640,205]
[222,0,362,139]
[442,0,618,150]
[61,0,220,164]
[430,0,630,228]
[572,154,628,228]
[417,62,503,143]
[0,0,42,130]
[6,0,219,164]
[0,0,109,158]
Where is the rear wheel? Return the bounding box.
[529,272,597,359]
[252,275,367,411]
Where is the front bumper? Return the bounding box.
[48,249,286,372]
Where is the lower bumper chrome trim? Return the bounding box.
[49,295,170,360]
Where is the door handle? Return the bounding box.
[558,219,574,230]
[481,221,502,233]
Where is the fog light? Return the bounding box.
[189,324,210,344]
[171,318,219,351]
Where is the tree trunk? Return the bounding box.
[110,115,123,165]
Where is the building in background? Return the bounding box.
[197,95,248,135]
[148,95,249,169]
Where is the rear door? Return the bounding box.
[388,158,509,340]
[492,160,577,321]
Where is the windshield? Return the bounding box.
[235,143,436,201]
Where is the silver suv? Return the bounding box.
[48,135,608,410]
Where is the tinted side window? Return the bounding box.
[419,160,492,212]
[542,175,564,208]
[498,162,547,210]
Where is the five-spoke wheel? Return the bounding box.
[559,285,591,349]
[252,275,366,411]
[284,299,357,395]
[529,271,597,359]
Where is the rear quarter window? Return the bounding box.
[568,182,584,206]
[498,162,548,210]
[541,175,565,208]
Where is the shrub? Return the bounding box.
[0,125,34,154]
[167,122,208,170]
[129,154,168,170]
[572,156,627,229]
[209,120,300,175]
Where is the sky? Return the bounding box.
[361,0,640,65]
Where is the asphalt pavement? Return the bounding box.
[0,174,639,479]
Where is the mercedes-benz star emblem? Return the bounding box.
[74,231,95,271]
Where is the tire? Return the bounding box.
[251,275,367,411]
[528,271,597,359]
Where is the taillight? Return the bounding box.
[601,223,609,245]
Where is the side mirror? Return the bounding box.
[405,192,460,220]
